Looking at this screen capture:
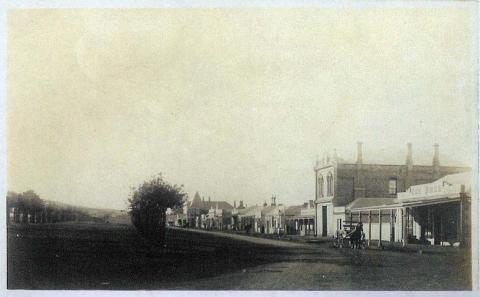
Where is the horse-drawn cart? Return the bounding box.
[333,226,366,249]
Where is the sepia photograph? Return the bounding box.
[2,0,479,294]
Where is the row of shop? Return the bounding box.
[231,197,316,235]
[170,171,471,247]
[174,193,317,236]
[170,142,472,247]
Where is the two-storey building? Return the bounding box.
[314,142,469,237]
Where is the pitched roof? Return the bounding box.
[260,205,274,215]
[346,197,397,210]
[285,205,303,216]
[190,192,202,208]
[238,205,261,216]
[262,205,286,216]
[188,191,233,210]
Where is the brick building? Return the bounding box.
[314,142,470,237]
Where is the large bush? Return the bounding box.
[128,174,186,244]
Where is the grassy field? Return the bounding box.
[7,222,292,289]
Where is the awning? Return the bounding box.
[347,196,463,212]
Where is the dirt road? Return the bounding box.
[7,223,471,290]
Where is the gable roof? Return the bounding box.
[189,191,233,210]
[190,192,203,208]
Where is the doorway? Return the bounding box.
[322,206,328,236]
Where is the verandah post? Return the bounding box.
[378,209,382,247]
[350,212,353,230]
[402,208,407,247]
[368,210,372,246]
[390,209,394,243]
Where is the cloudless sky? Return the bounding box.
[7,8,477,210]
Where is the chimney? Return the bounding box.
[303,202,308,208]
[239,200,244,208]
[271,195,276,206]
[354,142,366,198]
[234,201,236,208]
[356,142,363,164]
[406,143,413,167]
[433,143,440,167]
[263,201,268,207]
[208,196,211,203]
[309,200,314,208]
[432,143,440,179]
[405,143,414,188]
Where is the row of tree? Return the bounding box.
[8,172,187,244]
[6,190,98,224]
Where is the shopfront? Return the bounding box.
[346,172,471,247]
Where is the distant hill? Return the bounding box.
[43,200,132,225]
[7,191,132,225]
